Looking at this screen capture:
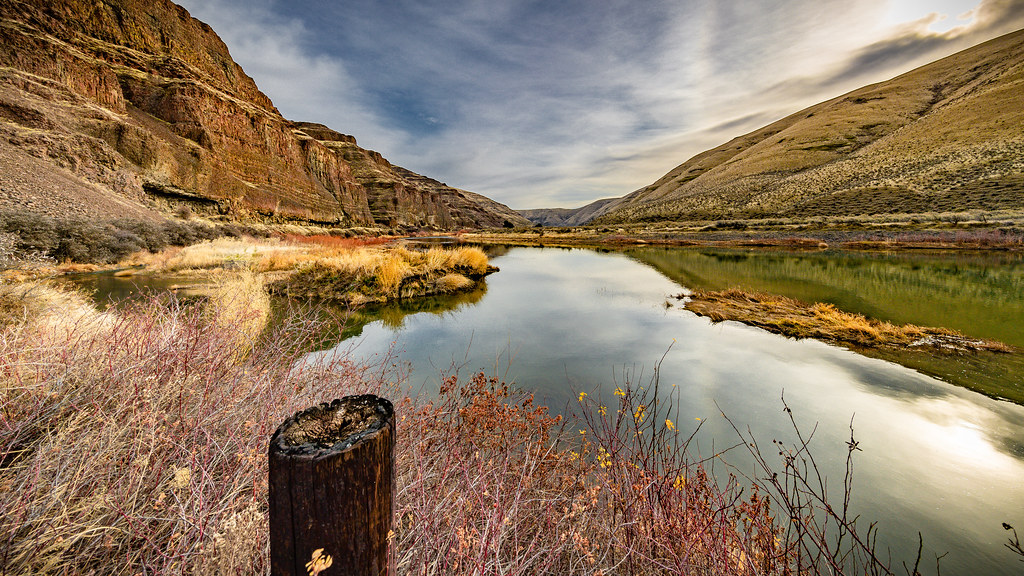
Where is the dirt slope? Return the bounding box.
[592,28,1024,224]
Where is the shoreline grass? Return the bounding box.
[0,281,915,574]
[115,236,496,306]
[268,244,494,304]
[681,288,1013,354]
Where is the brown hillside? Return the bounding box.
[0,0,526,229]
[593,28,1024,224]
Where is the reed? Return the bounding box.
[0,282,385,574]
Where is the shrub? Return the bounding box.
[0,286,912,575]
[52,220,110,262]
[114,219,169,252]
[0,212,251,264]
[0,284,383,574]
[0,210,58,253]
[161,220,198,246]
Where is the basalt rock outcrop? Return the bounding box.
[0,0,527,229]
[293,122,528,229]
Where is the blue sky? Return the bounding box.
[175,0,1024,209]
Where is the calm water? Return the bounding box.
[75,247,1024,574]
[329,246,1024,576]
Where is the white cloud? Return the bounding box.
[173,0,1021,210]
[175,0,406,153]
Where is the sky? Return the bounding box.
[174,0,1024,210]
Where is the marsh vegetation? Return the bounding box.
[1,274,907,575]
[101,235,494,306]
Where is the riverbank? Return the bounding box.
[682,289,1012,354]
[466,221,1024,251]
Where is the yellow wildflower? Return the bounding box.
[578,391,587,402]
[633,404,646,422]
[665,419,676,431]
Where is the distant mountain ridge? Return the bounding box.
[518,198,617,227]
[0,0,528,229]
[531,28,1024,226]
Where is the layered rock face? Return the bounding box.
[0,0,527,228]
[295,122,528,229]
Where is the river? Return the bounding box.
[76,245,1024,574]
[332,245,1024,576]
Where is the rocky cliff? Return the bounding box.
[0,0,527,229]
[589,28,1024,224]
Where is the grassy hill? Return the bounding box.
[590,28,1024,225]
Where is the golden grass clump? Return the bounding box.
[374,249,415,296]
[128,236,492,305]
[271,244,492,303]
[447,246,490,274]
[420,247,453,271]
[256,250,315,272]
[684,288,1011,353]
[434,273,474,293]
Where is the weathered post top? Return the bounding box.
[270,395,394,456]
[269,394,395,576]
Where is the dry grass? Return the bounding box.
[207,271,272,361]
[126,237,492,304]
[684,288,1013,353]
[280,234,391,250]
[0,280,111,334]
[374,250,415,296]
[0,281,903,575]
[0,281,384,575]
[157,238,307,272]
[273,245,493,303]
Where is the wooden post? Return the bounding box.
[269,395,395,576]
